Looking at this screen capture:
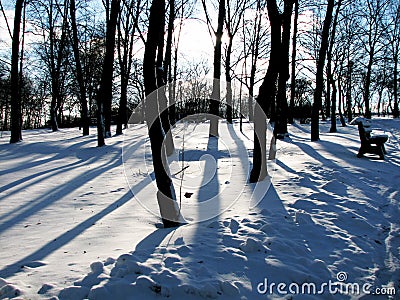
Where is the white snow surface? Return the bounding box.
[0,118,399,299]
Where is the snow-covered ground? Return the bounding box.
[0,118,399,299]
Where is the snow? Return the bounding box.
[0,118,399,299]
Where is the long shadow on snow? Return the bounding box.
[75,184,333,299]
[0,130,95,163]
[0,132,144,218]
[61,124,226,298]
[0,189,136,279]
[59,122,399,298]
[285,137,396,286]
[228,178,334,299]
[59,123,360,299]
[0,138,113,203]
[0,142,128,230]
[0,138,92,177]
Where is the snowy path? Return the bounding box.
[0,119,399,299]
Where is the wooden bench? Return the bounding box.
[357,122,388,160]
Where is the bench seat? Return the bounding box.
[357,123,388,160]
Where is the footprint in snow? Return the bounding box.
[239,237,265,253]
[207,221,220,228]
[176,245,191,257]
[174,237,185,246]
[229,219,240,234]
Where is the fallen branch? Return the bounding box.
[173,165,189,176]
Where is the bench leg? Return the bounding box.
[382,144,387,154]
[357,144,385,159]
[357,145,367,158]
[376,144,385,160]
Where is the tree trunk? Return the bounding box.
[70,0,89,136]
[377,88,383,117]
[163,0,174,84]
[393,54,399,118]
[209,0,225,137]
[329,77,337,133]
[250,98,268,183]
[19,3,25,126]
[248,72,255,121]
[56,1,69,129]
[338,79,346,127]
[170,46,179,123]
[311,0,334,141]
[144,0,183,228]
[165,0,176,126]
[156,67,175,156]
[226,35,233,124]
[326,67,331,120]
[247,0,262,122]
[347,61,353,122]
[326,0,343,122]
[10,0,24,143]
[116,75,128,135]
[326,0,342,129]
[156,12,174,156]
[49,1,58,132]
[364,52,374,119]
[116,1,140,135]
[3,99,9,131]
[102,0,120,138]
[275,0,294,137]
[249,0,280,183]
[288,0,298,124]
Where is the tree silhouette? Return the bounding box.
[10,0,24,143]
[143,0,184,228]
[96,0,120,146]
[311,0,334,141]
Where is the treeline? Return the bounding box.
[1,0,399,144]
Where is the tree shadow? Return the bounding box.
[244,184,335,297]
[0,128,151,283]
[0,143,124,233]
[0,189,134,279]
[54,122,360,299]
[276,135,399,288]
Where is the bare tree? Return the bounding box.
[357,0,389,119]
[250,0,283,183]
[288,0,299,124]
[327,0,343,132]
[81,23,106,121]
[116,0,143,135]
[70,0,89,136]
[385,1,400,118]
[96,0,120,146]
[155,3,175,156]
[332,2,363,123]
[163,0,175,85]
[238,0,270,122]
[311,0,334,141]
[202,0,225,137]
[167,0,195,124]
[48,0,69,132]
[10,0,25,143]
[224,0,247,124]
[143,0,184,227]
[274,0,295,137]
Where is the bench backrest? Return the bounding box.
[357,123,369,144]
